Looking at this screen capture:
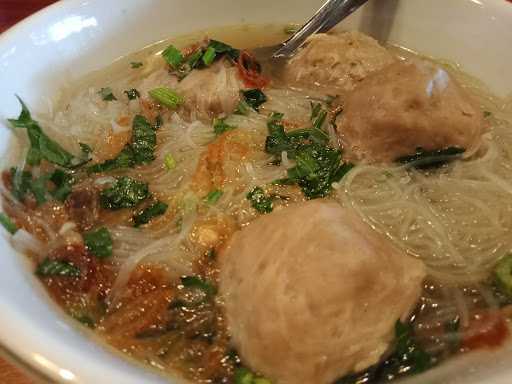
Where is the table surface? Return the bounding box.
[2,0,512,383]
[0,0,58,382]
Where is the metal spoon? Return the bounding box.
[253,0,370,61]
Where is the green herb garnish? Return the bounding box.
[396,147,465,169]
[149,87,184,109]
[49,169,74,202]
[264,112,353,199]
[310,102,328,130]
[495,254,512,297]
[162,44,183,68]
[29,174,50,205]
[234,368,254,384]
[234,99,252,115]
[99,87,117,101]
[0,213,18,235]
[10,168,32,201]
[484,111,492,118]
[391,321,433,374]
[130,61,143,69]
[181,276,217,296]
[247,187,273,214]
[36,258,81,277]
[207,39,240,60]
[241,89,267,111]
[100,176,150,210]
[87,146,135,174]
[73,314,96,329]
[124,88,140,100]
[336,321,433,384]
[79,143,93,154]
[131,115,157,165]
[168,40,240,79]
[9,97,78,167]
[88,115,155,173]
[234,367,272,384]
[286,144,353,199]
[213,118,236,136]
[133,201,168,227]
[205,189,223,205]
[84,227,113,258]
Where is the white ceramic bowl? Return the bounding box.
[0,0,511,383]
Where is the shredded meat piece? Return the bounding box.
[42,244,115,313]
[65,189,99,232]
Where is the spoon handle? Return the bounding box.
[273,0,370,58]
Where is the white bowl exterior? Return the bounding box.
[0,0,511,383]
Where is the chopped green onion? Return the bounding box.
[234,368,254,384]
[213,118,236,135]
[133,201,168,227]
[187,49,204,69]
[149,87,184,109]
[495,254,512,297]
[202,46,217,66]
[164,153,177,170]
[99,87,117,101]
[124,88,140,100]
[130,61,143,69]
[84,227,113,259]
[36,258,81,277]
[0,213,18,235]
[162,44,183,68]
[207,40,240,60]
[205,189,223,205]
[484,111,492,118]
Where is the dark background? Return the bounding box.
[0,0,58,33]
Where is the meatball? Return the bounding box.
[177,60,244,120]
[284,31,395,92]
[337,59,485,163]
[219,200,426,384]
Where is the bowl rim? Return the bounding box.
[1,0,512,383]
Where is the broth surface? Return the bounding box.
[2,25,512,384]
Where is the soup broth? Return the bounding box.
[2,25,512,384]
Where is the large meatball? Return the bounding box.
[219,200,426,384]
[284,31,395,93]
[177,60,244,120]
[337,59,485,163]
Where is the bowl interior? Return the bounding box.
[0,0,511,383]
